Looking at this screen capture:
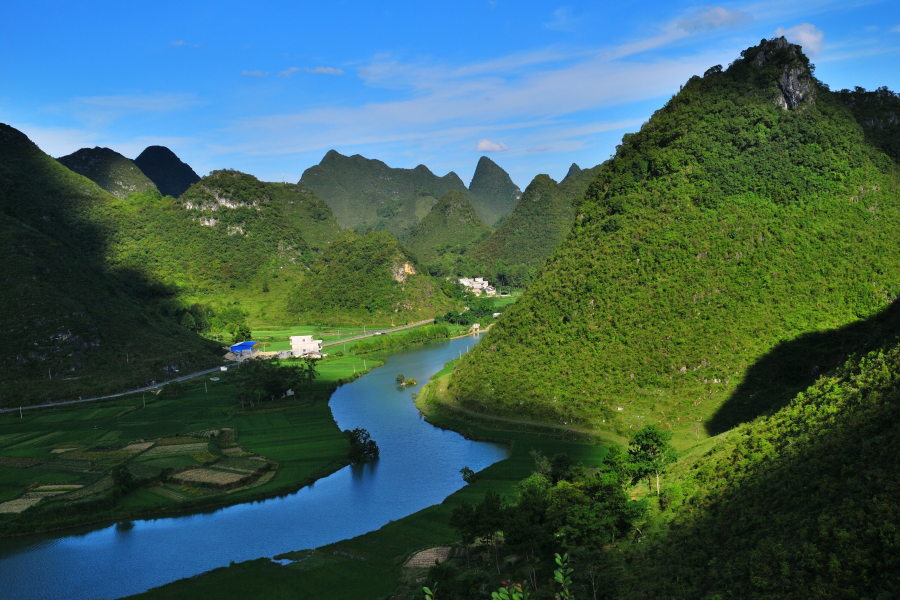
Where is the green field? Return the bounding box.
[130,404,608,600]
[0,354,382,536]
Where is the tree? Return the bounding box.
[449,501,479,566]
[262,281,270,293]
[112,464,134,493]
[628,424,677,495]
[460,466,476,484]
[346,427,379,463]
[232,323,252,343]
[180,312,197,331]
[396,373,406,384]
[476,491,505,575]
[300,357,319,399]
[550,453,572,484]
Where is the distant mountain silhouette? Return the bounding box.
[134,146,200,197]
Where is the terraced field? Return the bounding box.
[0,354,373,535]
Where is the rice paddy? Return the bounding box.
[0,353,378,535]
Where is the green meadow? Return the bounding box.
[0,354,381,536]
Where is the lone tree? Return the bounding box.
[628,424,677,496]
[460,466,476,484]
[346,428,379,463]
[395,373,406,384]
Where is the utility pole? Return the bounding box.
[20,407,23,419]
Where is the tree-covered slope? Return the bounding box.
[287,230,456,324]
[615,323,900,598]
[448,37,900,440]
[57,147,158,199]
[468,156,521,225]
[0,124,222,406]
[300,150,469,237]
[405,190,491,267]
[838,86,900,163]
[133,145,201,197]
[470,174,577,284]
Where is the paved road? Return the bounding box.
[0,319,436,414]
[322,319,435,347]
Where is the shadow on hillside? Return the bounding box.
[706,297,900,435]
[618,354,900,598]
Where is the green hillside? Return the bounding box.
[467,156,521,225]
[404,190,491,271]
[299,150,469,237]
[470,174,576,285]
[58,147,158,199]
[287,230,457,324]
[0,124,222,406]
[134,145,201,197]
[612,324,900,598]
[448,37,900,442]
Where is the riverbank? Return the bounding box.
[0,354,383,538]
[128,361,613,600]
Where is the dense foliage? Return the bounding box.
[837,86,900,164]
[57,146,158,199]
[449,38,900,441]
[0,124,222,405]
[468,156,522,225]
[615,337,900,598]
[346,427,379,463]
[405,191,492,275]
[287,230,457,324]
[133,145,201,198]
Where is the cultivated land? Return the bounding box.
[0,354,382,536]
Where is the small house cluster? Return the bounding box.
[458,277,495,296]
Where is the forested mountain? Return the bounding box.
[299,150,469,237]
[467,156,521,225]
[450,37,900,437]
[134,145,201,197]
[0,124,221,406]
[404,190,491,270]
[470,174,576,284]
[57,147,158,199]
[287,230,456,324]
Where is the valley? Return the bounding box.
[2,12,900,600]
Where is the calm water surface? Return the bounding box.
[0,335,507,600]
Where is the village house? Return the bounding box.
[458,277,495,296]
[289,335,323,357]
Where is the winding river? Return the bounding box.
[0,335,507,600]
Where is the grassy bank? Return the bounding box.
[0,354,382,537]
[129,367,612,600]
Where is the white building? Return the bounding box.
[458,277,494,295]
[289,335,323,357]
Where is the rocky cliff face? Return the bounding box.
[749,36,815,110]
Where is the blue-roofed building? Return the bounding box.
[230,341,260,359]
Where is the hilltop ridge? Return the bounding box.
[405,190,491,270]
[57,147,158,199]
[134,146,200,197]
[468,155,522,225]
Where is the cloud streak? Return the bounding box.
[242,70,267,77]
[776,23,825,57]
[279,66,344,77]
[477,139,509,152]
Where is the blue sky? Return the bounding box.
[2,1,898,188]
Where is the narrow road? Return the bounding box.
[322,319,435,347]
[0,320,437,414]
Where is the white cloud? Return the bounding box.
[171,40,185,46]
[678,6,752,32]
[279,66,343,77]
[477,139,509,152]
[545,7,580,31]
[892,25,900,33]
[307,66,344,75]
[775,23,825,57]
[241,70,267,77]
[61,93,201,126]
